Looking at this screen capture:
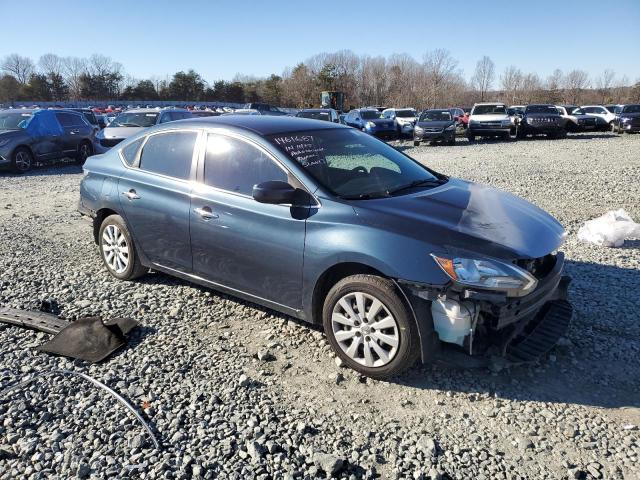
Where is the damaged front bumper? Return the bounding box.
[399,252,572,368]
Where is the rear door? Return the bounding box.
[118,129,201,271]
[54,112,82,157]
[190,132,308,308]
[25,112,63,161]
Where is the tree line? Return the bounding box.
[1,51,639,108]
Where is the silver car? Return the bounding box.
[382,108,417,136]
[94,108,193,152]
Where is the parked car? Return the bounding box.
[611,104,640,134]
[243,103,287,116]
[447,107,467,133]
[467,103,512,141]
[413,109,457,146]
[95,108,193,152]
[381,108,417,136]
[343,108,396,137]
[517,104,566,139]
[295,108,340,123]
[79,116,571,378]
[580,105,616,127]
[555,106,599,132]
[0,109,94,173]
[564,107,608,131]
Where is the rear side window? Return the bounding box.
[121,137,145,166]
[204,134,287,195]
[55,112,74,127]
[139,131,197,179]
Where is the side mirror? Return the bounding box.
[253,181,296,204]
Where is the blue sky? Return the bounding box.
[2,0,639,84]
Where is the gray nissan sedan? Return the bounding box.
[79,116,572,378]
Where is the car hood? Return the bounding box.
[470,114,509,121]
[416,120,454,129]
[621,112,640,118]
[355,178,565,259]
[0,129,26,142]
[100,126,146,139]
[526,113,561,119]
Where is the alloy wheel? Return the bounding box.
[79,143,91,162]
[331,291,399,367]
[14,151,31,172]
[101,224,130,274]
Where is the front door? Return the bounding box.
[190,132,308,308]
[118,129,200,271]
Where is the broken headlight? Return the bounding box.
[431,254,538,297]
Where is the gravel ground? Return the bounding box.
[0,132,638,479]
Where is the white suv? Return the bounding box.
[580,105,616,125]
[467,103,512,141]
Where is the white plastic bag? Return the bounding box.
[577,209,640,247]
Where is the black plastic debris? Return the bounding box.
[0,307,139,363]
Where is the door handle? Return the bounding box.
[194,207,218,220]
[122,189,140,200]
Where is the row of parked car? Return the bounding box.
[295,103,640,146]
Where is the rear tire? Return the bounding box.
[76,141,93,165]
[448,136,456,146]
[322,274,419,379]
[413,140,420,147]
[10,147,33,173]
[98,215,147,281]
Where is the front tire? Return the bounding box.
[98,215,147,280]
[413,140,420,147]
[467,133,476,142]
[11,147,33,173]
[322,274,419,379]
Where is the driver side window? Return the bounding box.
[204,134,288,196]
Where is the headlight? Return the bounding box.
[431,254,538,297]
[445,124,456,130]
[526,117,535,125]
[0,138,11,148]
[366,121,376,128]
[414,126,424,135]
[621,117,631,123]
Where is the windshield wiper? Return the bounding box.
[339,191,391,200]
[386,178,445,196]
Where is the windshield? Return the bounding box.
[297,111,331,121]
[0,112,33,129]
[472,105,507,115]
[360,110,382,120]
[526,105,558,114]
[420,110,452,122]
[622,105,640,114]
[395,109,416,118]
[109,112,158,127]
[268,128,441,199]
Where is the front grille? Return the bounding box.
[630,118,640,127]
[479,122,502,128]
[100,138,123,148]
[424,127,442,132]
[515,254,556,280]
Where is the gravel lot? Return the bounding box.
[0,132,638,479]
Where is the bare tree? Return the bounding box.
[422,49,459,108]
[471,56,495,101]
[38,53,63,76]
[1,53,35,84]
[595,69,615,103]
[500,65,523,104]
[520,73,542,104]
[544,69,564,103]
[62,56,88,99]
[564,69,589,105]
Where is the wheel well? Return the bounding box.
[93,208,119,244]
[311,262,385,324]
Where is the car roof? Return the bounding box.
[473,102,506,106]
[160,115,346,136]
[299,108,332,112]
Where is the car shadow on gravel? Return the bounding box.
[0,160,83,177]
[393,259,640,411]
